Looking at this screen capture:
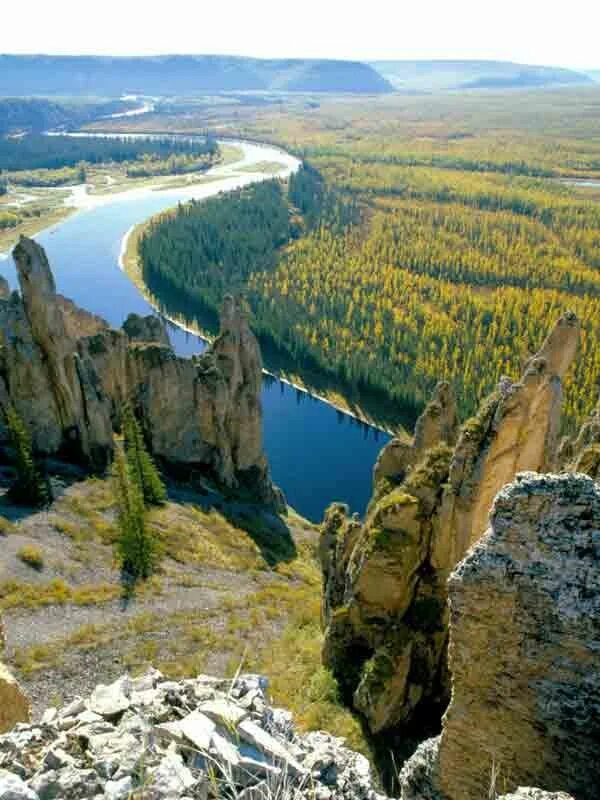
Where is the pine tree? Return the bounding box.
[5,405,50,507]
[121,404,167,507]
[112,445,155,580]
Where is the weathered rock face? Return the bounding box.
[373,381,457,487]
[0,237,115,468]
[438,472,600,800]
[0,617,30,734]
[0,237,281,508]
[0,670,387,800]
[126,298,281,507]
[561,393,600,480]
[320,313,580,736]
[122,312,169,346]
[400,472,600,800]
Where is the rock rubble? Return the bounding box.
[0,670,386,800]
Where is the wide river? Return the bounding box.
[0,139,391,521]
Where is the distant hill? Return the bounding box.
[368,60,593,91]
[583,70,600,83]
[0,55,392,96]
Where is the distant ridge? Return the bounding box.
[368,59,593,91]
[0,54,393,96]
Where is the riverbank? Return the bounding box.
[120,216,399,435]
[0,142,243,256]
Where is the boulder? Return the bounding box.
[498,791,575,800]
[0,769,38,800]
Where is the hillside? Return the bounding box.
[0,55,393,96]
[0,97,136,136]
[0,470,370,743]
[368,59,592,91]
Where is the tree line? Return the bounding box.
[137,155,600,434]
[0,134,217,173]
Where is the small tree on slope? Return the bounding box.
[112,444,155,580]
[122,403,167,507]
[5,405,50,507]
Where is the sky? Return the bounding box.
[1,0,599,70]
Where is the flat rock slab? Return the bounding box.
[238,719,305,777]
[199,699,248,727]
[177,710,216,752]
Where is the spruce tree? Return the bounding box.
[121,404,167,507]
[112,445,155,580]
[5,405,50,507]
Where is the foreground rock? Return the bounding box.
[498,791,575,800]
[0,670,385,800]
[0,237,281,508]
[0,618,30,734]
[320,312,580,735]
[400,472,600,800]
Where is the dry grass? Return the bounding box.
[4,473,370,757]
[0,578,122,611]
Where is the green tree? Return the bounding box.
[4,405,50,507]
[122,404,167,507]
[112,445,155,579]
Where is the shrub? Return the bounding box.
[17,545,44,570]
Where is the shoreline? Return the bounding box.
[119,221,394,436]
[3,132,394,435]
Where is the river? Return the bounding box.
[0,139,391,522]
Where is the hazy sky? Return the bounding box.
[2,0,599,70]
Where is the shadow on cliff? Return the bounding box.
[0,460,86,523]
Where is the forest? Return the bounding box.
[0,134,217,173]
[135,90,600,434]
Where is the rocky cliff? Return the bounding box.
[400,472,600,800]
[320,312,581,735]
[0,237,281,508]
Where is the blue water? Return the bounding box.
[1,193,390,522]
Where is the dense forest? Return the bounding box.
[0,134,217,173]
[140,180,295,310]
[136,92,600,434]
